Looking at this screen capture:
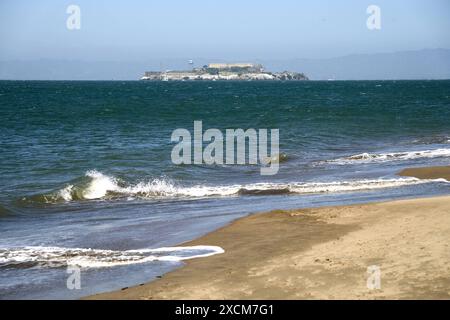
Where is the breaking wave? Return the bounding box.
[326,148,450,165]
[0,245,224,269]
[19,170,448,204]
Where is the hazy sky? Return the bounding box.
[0,0,449,61]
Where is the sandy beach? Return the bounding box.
[89,167,450,300]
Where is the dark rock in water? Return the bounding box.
[238,188,291,196]
[278,153,288,163]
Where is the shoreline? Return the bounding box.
[88,166,450,299]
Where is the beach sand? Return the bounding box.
[399,165,450,181]
[89,167,450,300]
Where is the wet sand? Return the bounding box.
[399,165,450,181]
[88,167,450,300]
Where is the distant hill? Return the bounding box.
[1,49,449,80]
[263,49,450,80]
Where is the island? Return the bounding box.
[140,63,308,81]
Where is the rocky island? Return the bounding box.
[141,63,308,81]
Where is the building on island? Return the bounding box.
[206,63,264,73]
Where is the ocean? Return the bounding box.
[1,80,450,299]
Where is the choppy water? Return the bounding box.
[1,80,450,299]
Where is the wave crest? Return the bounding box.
[19,170,447,204]
[327,148,450,165]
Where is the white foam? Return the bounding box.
[327,148,450,165]
[57,184,74,201]
[0,245,224,269]
[50,170,447,202]
[288,178,436,193]
[83,170,120,199]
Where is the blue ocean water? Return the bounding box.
[1,80,450,299]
